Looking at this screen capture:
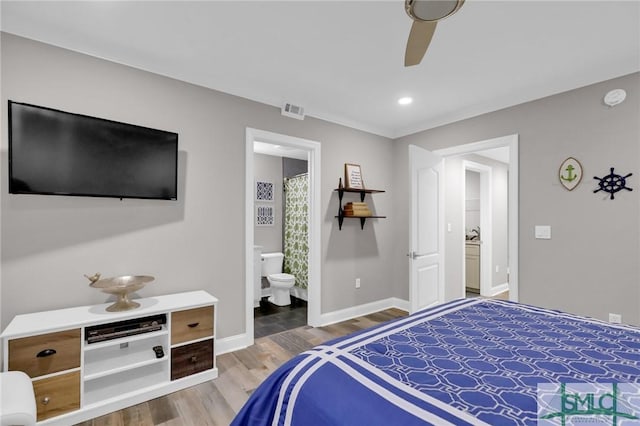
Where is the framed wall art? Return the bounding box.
[559,157,583,191]
[256,204,274,226]
[344,163,364,190]
[256,180,274,202]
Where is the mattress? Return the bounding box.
[231,298,640,425]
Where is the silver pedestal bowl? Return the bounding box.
[86,274,155,312]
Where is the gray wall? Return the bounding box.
[0,33,395,337]
[253,153,283,253]
[394,72,640,326]
[283,158,308,178]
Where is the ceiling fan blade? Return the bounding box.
[404,20,437,67]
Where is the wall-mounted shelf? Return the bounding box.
[334,187,386,230]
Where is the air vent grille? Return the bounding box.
[281,103,305,120]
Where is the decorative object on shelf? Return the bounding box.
[334,185,386,230]
[256,204,275,226]
[343,202,372,217]
[344,163,364,189]
[84,272,101,284]
[593,167,633,200]
[338,177,344,190]
[87,274,155,312]
[255,180,274,201]
[559,157,583,191]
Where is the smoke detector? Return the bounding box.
[281,103,305,120]
[604,89,626,107]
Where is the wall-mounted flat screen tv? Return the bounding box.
[8,101,178,200]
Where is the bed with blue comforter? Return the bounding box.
[232,298,640,425]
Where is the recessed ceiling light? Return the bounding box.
[398,97,413,105]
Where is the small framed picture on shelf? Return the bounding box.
[344,163,364,189]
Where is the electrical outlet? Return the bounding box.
[609,313,622,324]
[495,265,500,273]
[355,278,361,289]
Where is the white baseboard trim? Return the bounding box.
[390,297,410,312]
[216,333,251,355]
[490,282,509,296]
[216,297,410,355]
[317,297,410,327]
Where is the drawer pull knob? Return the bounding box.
[187,322,200,328]
[190,356,198,363]
[36,348,57,358]
[42,397,50,405]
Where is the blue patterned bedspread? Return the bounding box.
[231,298,640,425]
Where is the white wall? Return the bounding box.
[465,170,480,232]
[0,33,396,338]
[253,153,283,253]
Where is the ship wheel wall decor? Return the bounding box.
[593,167,633,200]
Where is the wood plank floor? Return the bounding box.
[76,308,407,426]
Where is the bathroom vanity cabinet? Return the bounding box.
[334,187,386,230]
[1,290,217,425]
[465,242,480,293]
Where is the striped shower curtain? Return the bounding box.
[283,173,308,289]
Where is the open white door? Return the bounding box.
[409,145,444,313]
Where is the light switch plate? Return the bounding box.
[535,225,551,239]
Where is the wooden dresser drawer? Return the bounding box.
[171,306,214,345]
[171,339,214,380]
[9,329,81,378]
[33,371,81,421]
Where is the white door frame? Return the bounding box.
[244,128,321,348]
[462,161,492,297]
[435,134,519,302]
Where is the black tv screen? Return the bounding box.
[8,101,178,200]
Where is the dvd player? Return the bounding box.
[85,313,166,344]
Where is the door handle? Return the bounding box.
[407,251,428,259]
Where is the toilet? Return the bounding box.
[261,252,295,306]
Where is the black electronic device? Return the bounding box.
[85,314,167,344]
[8,101,178,200]
[153,345,165,359]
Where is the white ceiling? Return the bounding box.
[1,1,639,139]
[254,141,308,160]
[475,147,509,164]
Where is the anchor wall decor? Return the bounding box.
[559,157,583,191]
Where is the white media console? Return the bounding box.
[1,290,218,425]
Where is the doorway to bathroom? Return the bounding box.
[254,150,308,338]
[245,129,321,345]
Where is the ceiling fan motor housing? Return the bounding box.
[406,0,465,22]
